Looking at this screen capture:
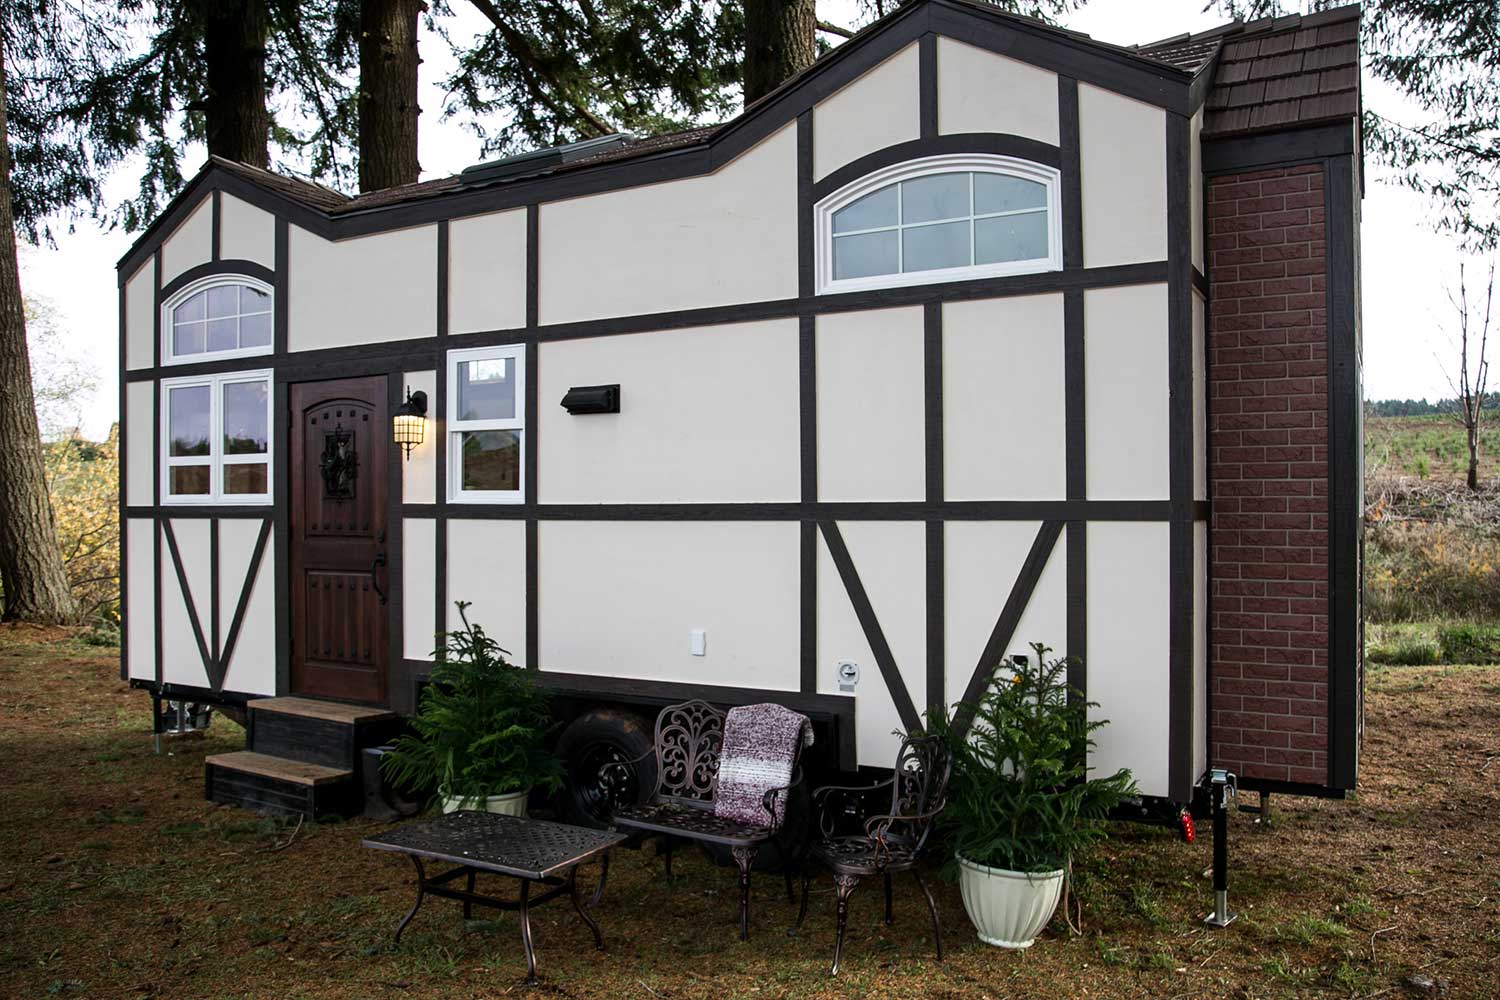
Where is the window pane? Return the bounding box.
[457,356,516,421]
[224,463,268,495]
[173,321,205,356]
[901,173,968,224]
[903,220,970,272]
[833,230,899,279]
[168,385,211,457]
[240,312,272,348]
[974,174,1047,215]
[223,380,269,454]
[170,465,211,495]
[241,285,271,313]
[975,211,1050,264]
[207,317,238,352]
[832,185,897,233]
[459,430,521,492]
[174,291,206,324]
[206,284,239,319]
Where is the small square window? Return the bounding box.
[448,346,525,503]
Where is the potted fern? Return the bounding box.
[380,603,563,816]
[938,643,1135,948]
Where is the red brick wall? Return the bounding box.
[1206,164,1330,787]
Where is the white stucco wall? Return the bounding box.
[125,259,155,371]
[288,224,437,350]
[539,124,797,325]
[814,43,921,180]
[219,193,276,270]
[218,519,275,696]
[539,521,800,690]
[1079,83,1167,268]
[817,521,927,766]
[401,370,437,505]
[936,37,1059,145]
[161,519,211,687]
[125,381,154,506]
[126,519,155,681]
[943,294,1066,500]
[1087,522,1170,798]
[160,198,213,286]
[1085,283,1169,500]
[448,208,527,334]
[538,320,800,503]
[817,306,925,502]
[446,519,528,665]
[403,518,436,660]
[944,521,1066,711]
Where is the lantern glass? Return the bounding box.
[393,412,425,455]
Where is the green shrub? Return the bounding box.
[1437,623,1500,664]
[1365,520,1500,622]
[1365,638,1439,666]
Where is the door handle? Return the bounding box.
[371,552,388,606]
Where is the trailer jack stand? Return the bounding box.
[1204,768,1238,928]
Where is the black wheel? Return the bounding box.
[555,709,656,829]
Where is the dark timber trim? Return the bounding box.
[1166,111,1197,803]
[797,112,815,298]
[819,521,922,734]
[218,519,273,686]
[799,311,817,694]
[525,203,541,671]
[1059,75,1088,696]
[385,374,407,707]
[1201,121,1354,174]
[400,500,1206,521]
[924,302,944,716]
[919,33,939,140]
[1325,152,1361,792]
[273,219,289,356]
[812,133,1061,203]
[952,521,1064,738]
[434,219,450,650]
[209,519,221,666]
[210,189,222,262]
[159,259,276,302]
[117,280,129,682]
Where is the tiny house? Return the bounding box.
[117,0,1364,820]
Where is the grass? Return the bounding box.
[1364,411,1500,481]
[4,623,1500,998]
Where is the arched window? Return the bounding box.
[163,275,274,363]
[815,154,1061,293]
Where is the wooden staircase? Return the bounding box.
[205,697,401,819]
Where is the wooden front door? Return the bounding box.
[289,377,390,704]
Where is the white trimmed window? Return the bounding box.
[447,345,525,503]
[163,275,273,364]
[161,370,273,504]
[815,154,1062,294]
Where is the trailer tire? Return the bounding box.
[555,709,657,829]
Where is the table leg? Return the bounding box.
[464,869,477,920]
[569,866,606,950]
[519,878,537,986]
[394,855,427,944]
[588,851,611,909]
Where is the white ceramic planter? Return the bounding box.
[440,789,529,817]
[957,855,1065,949]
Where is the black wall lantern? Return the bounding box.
[392,387,428,459]
[560,383,621,415]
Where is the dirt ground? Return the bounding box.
[1,624,1497,1000]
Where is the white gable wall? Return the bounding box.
[288,224,437,350]
[220,193,276,269]
[124,259,155,370]
[1079,83,1167,267]
[125,381,154,506]
[814,43,920,179]
[1085,283,1170,499]
[160,198,213,285]
[218,520,275,696]
[936,37,1059,144]
[161,519,211,687]
[539,124,798,325]
[449,208,527,333]
[126,519,156,681]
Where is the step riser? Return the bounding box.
[251,711,355,769]
[206,764,353,820]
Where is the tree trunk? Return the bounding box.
[1468,423,1480,490]
[202,0,271,167]
[0,45,78,624]
[358,0,424,192]
[744,0,817,106]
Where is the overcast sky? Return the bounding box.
[19,0,1484,440]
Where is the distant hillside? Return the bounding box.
[1365,394,1500,418]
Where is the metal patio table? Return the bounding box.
[363,809,626,985]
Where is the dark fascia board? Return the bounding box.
[1202,120,1356,173]
[118,0,1191,280]
[1187,41,1226,114]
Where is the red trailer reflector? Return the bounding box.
[1180,810,1195,843]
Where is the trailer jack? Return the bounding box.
[1203,768,1238,928]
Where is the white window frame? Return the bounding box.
[814,153,1063,295]
[447,344,526,504]
[161,274,275,365]
[159,369,274,505]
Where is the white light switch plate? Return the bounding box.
[690,629,706,656]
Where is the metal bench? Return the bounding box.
[601,699,805,940]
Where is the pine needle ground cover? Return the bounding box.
[2,625,1497,999]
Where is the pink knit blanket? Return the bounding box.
[713,703,813,829]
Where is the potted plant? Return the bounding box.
[381,602,563,816]
[938,643,1135,948]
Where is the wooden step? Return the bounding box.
[247,697,402,770]
[205,751,355,819]
[247,696,397,725]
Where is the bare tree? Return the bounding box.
[1443,261,1495,491]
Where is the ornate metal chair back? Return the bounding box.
[885,733,952,854]
[651,700,727,807]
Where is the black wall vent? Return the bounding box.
[459,134,633,188]
[561,384,621,415]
